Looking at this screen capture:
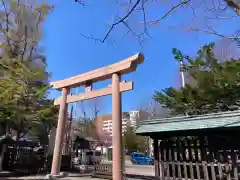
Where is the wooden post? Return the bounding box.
[51,88,69,175]
[112,73,123,180]
[62,101,69,155]
[154,139,160,179]
[48,127,56,155]
[0,144,6,171]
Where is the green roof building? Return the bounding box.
[136,111,240,180]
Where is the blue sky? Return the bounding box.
[43,0,232,116]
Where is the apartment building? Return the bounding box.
[96,112,129,137]
[96,110,150,137]
[129,110,138,127]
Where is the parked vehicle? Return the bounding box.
[86,150,101,164]
[130,152,153,165]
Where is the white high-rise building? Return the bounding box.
[97,110,150,138]
[102,112,129,136]
[129,110,139,128]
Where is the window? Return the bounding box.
[134,153,144,157]
[95,151,101,156]
[86,151,93,156]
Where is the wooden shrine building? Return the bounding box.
[136,110,240,180]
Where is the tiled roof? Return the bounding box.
[136,111,240,135]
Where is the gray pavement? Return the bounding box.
[0,161,155,179]
[0,173,152,180]
[0,173,100,180]
[101,160,155,176]
[125,164,154,176]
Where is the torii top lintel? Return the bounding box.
[50,53,144,90]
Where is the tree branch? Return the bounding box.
[76,0,239,43]
[146,0,191,24]
[224,0,240,15]
[21,26,28,61]
[29,10,42,60]
[79,0,190,43]
[80,0,141,43]
[75,0,86,6]
[140,0,150,38]
[1,0,12,51]
[184,25,240,42]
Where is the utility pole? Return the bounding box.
[180,59,189,116]
[180,59,186,88]
[147,116,151,157]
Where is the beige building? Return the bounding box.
[96,113,129,137]
[96,110,150,137]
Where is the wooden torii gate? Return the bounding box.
[50,53,144,180]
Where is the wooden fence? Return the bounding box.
[159,136,240,180]
[92,163,112,179]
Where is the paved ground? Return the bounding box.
[0,173,152,180]
[0,173,100,180]
[125,164,154,176]
[0,161,155,179]
[74,164,154,176]
[101,160,155,176]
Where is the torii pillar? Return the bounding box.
[50,88,69,175]
[112,73,122,179]
[50,53,144,180]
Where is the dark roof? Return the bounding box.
[74,136,97,142]
[136,111,240,135]
[0,135,15,153]
[0,135,15,145]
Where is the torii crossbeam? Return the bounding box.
[50,53,144,180]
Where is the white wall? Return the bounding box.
[102,117,128,136]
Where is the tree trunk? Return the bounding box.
[0,144,7,171]
[16,131,20,141]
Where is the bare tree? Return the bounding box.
[213,39,240,60]
[138,97,170,119]
[75,98,105,145]
[75,0,239,44]
[79,98,101,122]
[0,0,53,61]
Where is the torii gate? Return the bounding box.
[50,53,144,180]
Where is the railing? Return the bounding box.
[159,136,240,180]
[92,163,112,179]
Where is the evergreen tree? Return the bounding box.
[154,43,240,116]
[123,125,146,153]
[0,0,55,140]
